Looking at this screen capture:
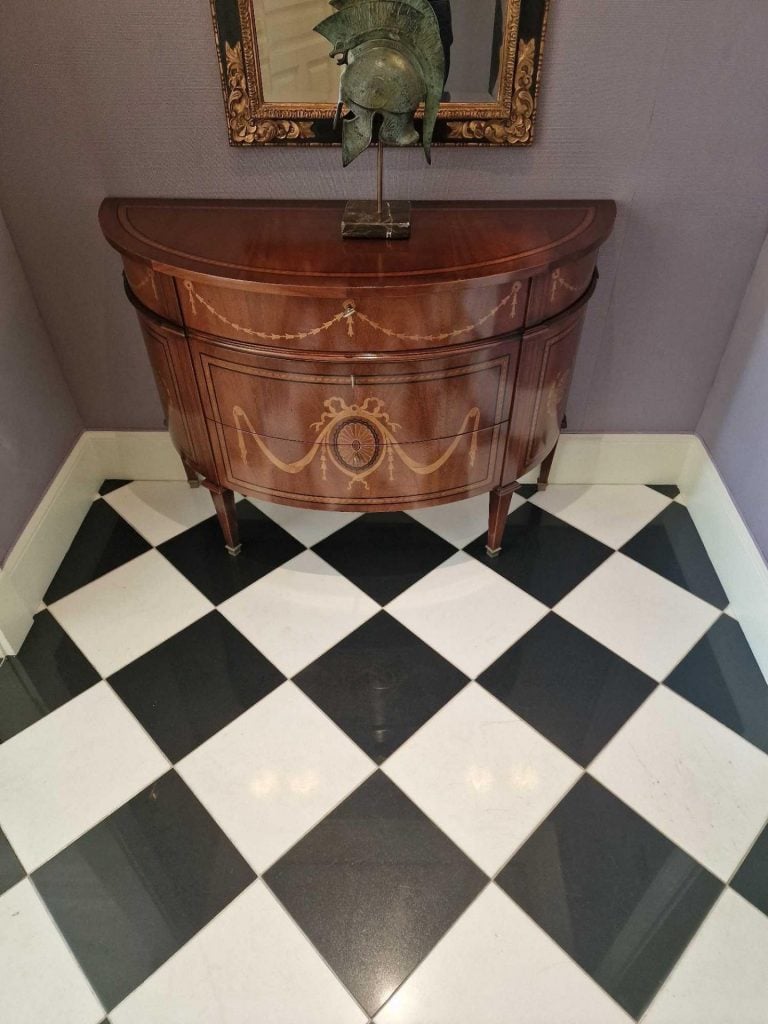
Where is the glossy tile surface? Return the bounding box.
[376,884,631,1024]
[313,512,457,604]
[0,879,105,1024]
[465,502,612,605]
[48,550,212,677]
[44,499,151,603]
[0,610,99,743]
[383,683,581,874]
[109,882,366,1024]
[177,682,373,873]
[386,552,548,679]
[4,482,764,1022]
[496,775,722,1019]
[0,827,24,897]
[479,613,656,766]
[664,614,768,754]
[104,480,220,545]
[265,771,487,1016]
[731,824,768,918]
[620,502,729,608]
[158,502,303,604]
[295,612,468,763]
[109,611,284,762]
[0,682,168,871]
[219,550,379,678]
[643,890,768,1024]
[249,498,362,547]
[529,484,670,548]
[591,686,768,880]
[33,771,255,1010]
[556,552,720,681]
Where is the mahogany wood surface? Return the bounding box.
[102,199,615,554]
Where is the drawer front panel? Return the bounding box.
[178,277,527,351]
[138,318,194,461]
[124,256,180,323]
[193,340,514,445]
[208,421,504,508]
[504,306,587,481]
[527,253,597,325]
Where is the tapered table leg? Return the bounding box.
[210,488,241,556]
[538,415,567,492]
[486,485,518,557]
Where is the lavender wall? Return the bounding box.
[0,211,82,564]
[1,2,768,434]
[698,233,768,560]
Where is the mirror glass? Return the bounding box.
[252,0,509,104]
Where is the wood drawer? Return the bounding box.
[208,420,505,509]
[192,337,515,445]
[504,305,587,481]
[527,252,597,325]
[178,276,527,351]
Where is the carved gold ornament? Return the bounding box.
[446,38,536,145]
[184,280,521,343]
[225,42,314,145]
[232,397,481,491]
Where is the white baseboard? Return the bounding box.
[2,431,766,681]
[680,437,768,678]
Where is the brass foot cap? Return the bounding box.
[486,545,502,559]
[226,543,243,557]
[537,482,549,492]
[188,480,201,488]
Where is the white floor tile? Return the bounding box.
[0,683,168,872]
[386,552,548,678]
[0,880,104,1024]
[110,881,365,1024]
[408,494,523,549]
[384,684,581,874]
[375,884,631,1024]
[643,890,768,1024]
[555,553,719,682]
[590,687,768,880]
[529,485,670,549]
[248,499,361,547]
[177,682,374,873]
[105,481,218,545]
[48,550,212,677]
[219,551,379,678]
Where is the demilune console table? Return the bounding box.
[100,199,615,556]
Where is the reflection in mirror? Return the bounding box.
[253,0,508,104]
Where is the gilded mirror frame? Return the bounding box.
[209,0,550,147]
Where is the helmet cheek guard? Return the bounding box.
[315,0,447,166]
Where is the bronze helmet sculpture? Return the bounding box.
[314,0,447,167]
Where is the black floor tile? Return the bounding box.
[158,503,303,604]
[646,484,680,499]
[32,771,255,1010]
[0,611,100,743]
[516,484,540,499]
[44,501,152,604]
[621,503,728,609]
[479,614,656,766]
[465,503,611,606]
[295,612,468,763]
[265,771,487,1016]
[664,615,768,755]
[731,825,768,919]
[0,828,24,897]
[312,512,457,605]
[496,775,722,1019]
[98,480,131,496]
[109,612,285,762]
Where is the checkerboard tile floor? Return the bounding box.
[1,480,767,1023]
